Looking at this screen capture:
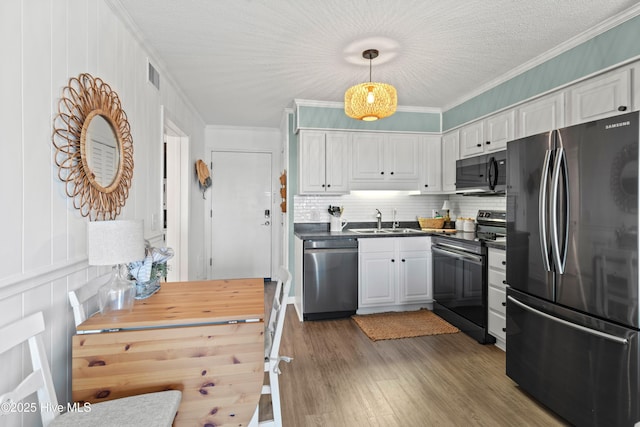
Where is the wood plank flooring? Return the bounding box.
[261,283,569,426]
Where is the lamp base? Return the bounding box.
[98,264,136,314]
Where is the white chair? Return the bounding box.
[0,312,181,427]
[250,267,293,427]
[68,278,105,327]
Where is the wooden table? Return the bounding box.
[72,278,265,427]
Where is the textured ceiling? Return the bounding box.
[110,0,639,128]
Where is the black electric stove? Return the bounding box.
[431,210,506,344]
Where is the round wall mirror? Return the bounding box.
[53,74,134,220]
[81,112,122,191]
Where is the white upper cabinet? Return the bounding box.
[351,132,422,190]
[567,68,631,126]
[459,120,484,158]
[516,92,565,138]
[459,110,514,158]
[298,130,350,194]
[421,135,442,193]
[441,130,459,193]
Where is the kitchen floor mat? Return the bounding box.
[351,309,459,341]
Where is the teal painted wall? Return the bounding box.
[297,105,440,133]
[443,14,640,130]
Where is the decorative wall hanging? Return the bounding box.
[279,170,287,213]
[196,159,212,199]
[52,73,134,220]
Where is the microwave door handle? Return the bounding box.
[490,157,498,190]
[539,149,552,272]
[550,146,568,274]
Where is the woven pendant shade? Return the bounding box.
[345,82,397,121]
[344,49,397,121]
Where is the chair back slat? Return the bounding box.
[0,312,60,426]
[69,277,105,327]
[267,267,292,360]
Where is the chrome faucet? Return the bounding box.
[375,209,382,230]
[392,208,399,229]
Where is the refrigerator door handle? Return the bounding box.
[508,296,629,345]
[538,149,552,272]
[550,146,568,274]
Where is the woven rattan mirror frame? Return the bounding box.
[52,74,134,220]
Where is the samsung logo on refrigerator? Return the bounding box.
[605,121,630,129]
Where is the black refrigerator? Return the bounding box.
[506,111,640,427]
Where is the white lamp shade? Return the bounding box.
[87,220,145,265]
[442,200,450,210]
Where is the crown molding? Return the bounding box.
[293,99,441,114]
[443,3,640,111]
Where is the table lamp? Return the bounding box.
[441,200,451,221]
[87,220,145,314]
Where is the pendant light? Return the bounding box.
[345,49,397,121]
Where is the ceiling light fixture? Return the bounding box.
[344,49,397,121]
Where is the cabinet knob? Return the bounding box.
[401,259,406,262]
[502,280,507,284]
[424,184,429,188]
[502,302,506,306]
[321,184,325,188]
[618,105,628,112]
[476,143,482,147]
[390,171,394,175]
[327,184,331,188]
[501,260,506,265]
[380,171,384,175]
[486,141,491,145]
[502,327,507,332]
[391,259,395,263]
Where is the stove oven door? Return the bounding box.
[432,243,492,343]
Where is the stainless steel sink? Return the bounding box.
[350,228,426,235]
[350,228,391,234]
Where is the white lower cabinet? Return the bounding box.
[487,247,507,351]
[358,237,433,314]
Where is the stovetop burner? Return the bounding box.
[436,210,506,245]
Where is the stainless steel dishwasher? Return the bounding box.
[303,238,358,320]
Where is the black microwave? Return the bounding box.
[455,150,506,195]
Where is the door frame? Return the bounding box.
[162,109,190,282]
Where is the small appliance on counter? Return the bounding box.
[431,210,506,344]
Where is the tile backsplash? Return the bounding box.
[294,193,506,223]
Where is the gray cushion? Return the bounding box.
[49,390,181,427]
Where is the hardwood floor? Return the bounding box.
[262,283,569,426]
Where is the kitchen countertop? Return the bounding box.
[295,222,508,249]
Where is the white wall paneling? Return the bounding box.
[0,1,206,421]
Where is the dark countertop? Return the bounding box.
[294,222,507,249]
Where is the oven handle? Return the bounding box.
[432,246,484,264]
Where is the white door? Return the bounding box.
[211,151,272,279]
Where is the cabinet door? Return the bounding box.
[517,92,565,138]
[386,134,421,182]
[359,251,396,307]
[568,68,631,126]
[351,133,386,182]
[398,250,432,303]
[459,121,484,158]
[299,131,326,193]
[325,132,350,193]
[421,135,442,193]
[485,110,515,152]
[441,131,459,192]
